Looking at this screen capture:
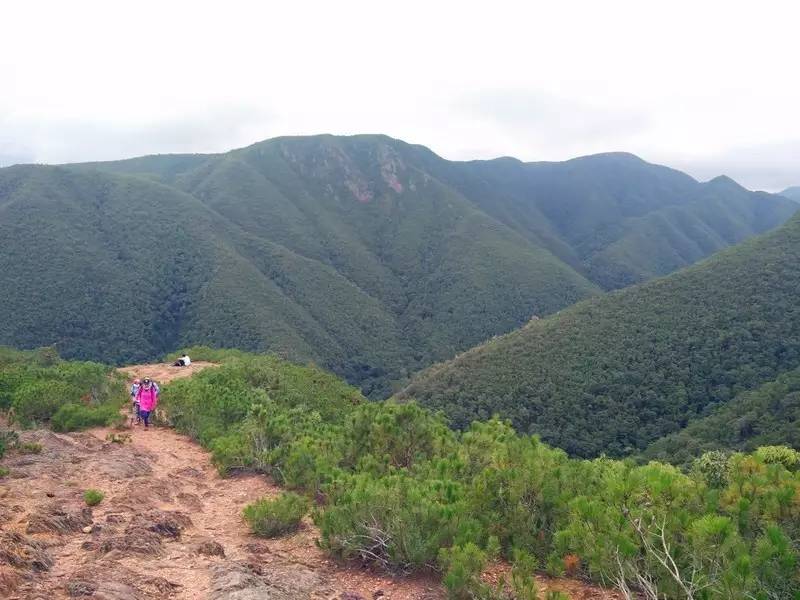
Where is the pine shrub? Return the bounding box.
[243,492,309,538]
[83,489,104,506]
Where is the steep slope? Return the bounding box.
[0,165,218,361]
[79,136,798,292]
[781,186,800,202]
[410,151,798,289]
[0,166,409,381]
[180,136,599,363]
[585,175,797,287]
[0,156,597,397]
[398,212,800,457]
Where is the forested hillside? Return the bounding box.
[642,366,800,464]
[0,156,596,398]
[414,151,797,288]
[399,212,800,458]
[1,135,795,397]
[84,138,798,291]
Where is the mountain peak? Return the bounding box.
[565,151,646,165]
[705,174,746,191]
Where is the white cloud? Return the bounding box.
[456,90,650,156]
[1,0,799,189]
[0,105,273,164]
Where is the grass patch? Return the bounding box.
[18,442,42,454]
[0,428,18,459]
[243,492,309,538]
[83,489,104,506]
[0,466,9,478]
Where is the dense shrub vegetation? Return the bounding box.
[401,212,800,458]
[1,135,795,399]
[242,492,309,538]
[0,346,124,430]
[162,351,800,598]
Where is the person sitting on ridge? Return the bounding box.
[173,353,191,367]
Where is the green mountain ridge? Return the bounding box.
[1,134,796,397]
[77,136,798,291]
[398,211,800,457]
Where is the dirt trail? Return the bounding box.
[0,363,620,600]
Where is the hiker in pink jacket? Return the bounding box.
[136,377,159,429]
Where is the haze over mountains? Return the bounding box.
[0,134,796,399]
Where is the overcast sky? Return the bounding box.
[2,0,799,191]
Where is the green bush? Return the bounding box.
[754,445,800,470]
[51,403,122,432]
[317,473,479,573]
[0,466,9,478]
[210,432,255,475]
[0,428,18,458]
[439,542,490,600]
[19,441,42,454]
[281,435,343,493]
[243,492,309,538]
[692,450,732,488]
[2,353,123,430]
[0,369,25,410]
[343,401,455,472]
[162,356,360,483]
[11,380,74,426]
[83,489,104,506]
[510,550,539,600]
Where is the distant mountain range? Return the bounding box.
[0,134,796,398]
[399,210,800,458]
[781,186,800,202]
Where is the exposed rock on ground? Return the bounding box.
[26,505,93,535]
[208,561,331,600]
[127,509,191,539]
[196,539,226,557]
[0,531,53,571]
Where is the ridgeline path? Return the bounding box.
[0,363,620,600]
